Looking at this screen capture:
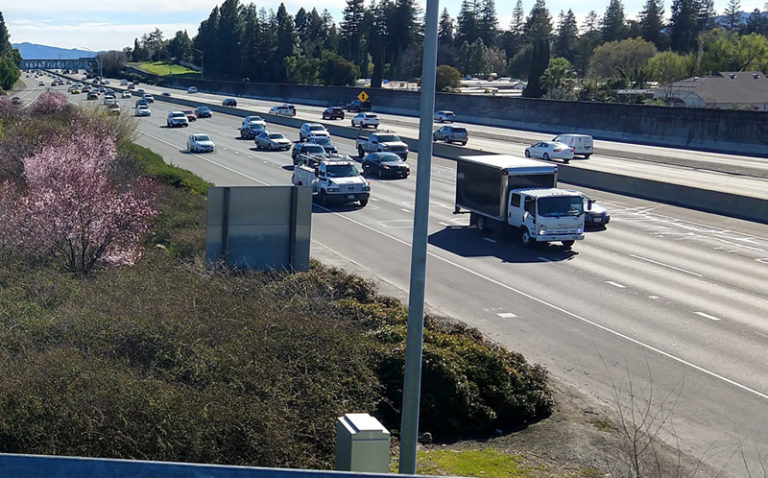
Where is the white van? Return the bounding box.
[552,134,593,159]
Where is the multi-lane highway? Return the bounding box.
[22,76,768,475]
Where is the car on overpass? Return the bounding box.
[322,106,345,120]
[434,110,456,123]
[223,98,238,107]
[432,125,468,145]
[351,112,379,129]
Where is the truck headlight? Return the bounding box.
[538,226,547,235]
[328,187,339,192]
[363,185,370,192]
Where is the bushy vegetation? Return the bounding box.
[0,102,553,467]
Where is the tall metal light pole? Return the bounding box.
[192,48,204,81]
[398,0,439,474]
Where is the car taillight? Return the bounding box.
[554,148,562,152]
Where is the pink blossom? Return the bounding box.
[1,123,158,274]
[30,90,69,115]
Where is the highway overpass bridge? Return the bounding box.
[20,57,99,72]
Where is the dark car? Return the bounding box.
[345,99,372,112]
[291,142,327,166]
[322,106,345,120]
[194,105,212,118]
[362,152,410,179]
[223,98,238,107]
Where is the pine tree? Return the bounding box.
[478,0,499,47]
[697,0,717,31]
[640,0,665,49]
[602,0,628,42]
[669,0,699,52]
[524,37,549,97]
[525,0,553,42]
[724,0,742,29]
[553,9,579,63]
[0,12,11,57]
[438,9,457,65]
[340,0,366,69]
[456,0,479,46]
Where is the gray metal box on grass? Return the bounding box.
[335,413,391,473]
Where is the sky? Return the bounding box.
[4,0,766,52]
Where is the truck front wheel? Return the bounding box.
[521,228,533,247]
[358,146,365,158]
[359,198,368,207]
[562,240,575,249]
[318,190,328,206]
[477,216,489,233]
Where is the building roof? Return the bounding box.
[668,71,768,104]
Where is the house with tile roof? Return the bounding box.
[657,71,768,111]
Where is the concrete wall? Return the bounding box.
[152,76,768,156]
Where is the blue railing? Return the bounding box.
[0,453,406,478]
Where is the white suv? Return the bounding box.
[167,111,189,127]
[299,123,330,141]
[351,112,379,129]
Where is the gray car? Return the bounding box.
[254,131,292,151]
[432,125,468,145]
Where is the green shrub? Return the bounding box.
[127,143,211,195]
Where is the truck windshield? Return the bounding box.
[326,164,360,177]
[375,135,398,142]
[538,196,583,217]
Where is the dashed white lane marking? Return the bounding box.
[695,311,722,321]
[497,312,517,318]
[629,253,703,277]
[483,237,497,243]
[757,258,768,264]
[537,256,552,262]
[438,221,450,226]
[754,331,768,339]
[606,281,627,288]
[370,197,380,202]
[401,208,411,213]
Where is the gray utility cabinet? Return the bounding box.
[335,413,390,473]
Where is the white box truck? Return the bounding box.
[454,155,585,248]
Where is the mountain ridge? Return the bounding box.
[12,42,98,60]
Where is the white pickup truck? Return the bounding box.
[292,158,370,207]
[356,132,409,160]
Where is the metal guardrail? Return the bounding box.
[0,453,412,478]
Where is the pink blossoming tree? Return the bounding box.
[1,122,157,275]
[30,90,70,115]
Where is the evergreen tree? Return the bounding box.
[273,3,299,81]
[0,12,11,57]
[525,0,553,41]
[340,0,366,70]
[0,11,20,91]
[524,37,549,97]
[216,0,243,78]
[553,9,579,64]
[574,11,602,76]
[478,0,499,47]
[438,9,457,66]
[745,8,768,35]
[724,0,742,29]
[194,7,220,74]
[501,0,525,60]
[168,31,192,62]
[697,0,717,31]
[602,0,628,42]
[640,0,666,49]
[456,0,479,46]
[669,0,699,52]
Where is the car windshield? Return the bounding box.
[538,196,584,217]
[304,145,325,154]
[326,164,360,178]
[172,112,185,118]
[452,128,467,133]
[197,107,210,112]
[376,135,399,142]
[183,110,193,114]
[246,116,262,122]
[312,137,331,145]
[309,126,325,131]
[268,134,285,140]
[194,135,211,141]
[379,154,401,162]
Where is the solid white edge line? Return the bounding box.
[606,280,627,288]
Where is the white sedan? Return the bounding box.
[524,141,574,163]
[187,134,216,153]
[134,104,151,117]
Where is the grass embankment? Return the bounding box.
[0,143,555,473]
[134,61,199,78]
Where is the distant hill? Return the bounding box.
[12,43,97,60]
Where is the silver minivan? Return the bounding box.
[552,134,593,159]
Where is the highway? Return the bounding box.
[23,76,768,476]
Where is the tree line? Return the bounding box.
[0,12,21,92]
[116,0,768,99]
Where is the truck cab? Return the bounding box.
[506,188,585,248]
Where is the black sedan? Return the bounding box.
[222,98,238,107]
[362,152,410,179]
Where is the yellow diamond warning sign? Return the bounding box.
[357,91,369,102]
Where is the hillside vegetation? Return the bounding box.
[0,97,553,468]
